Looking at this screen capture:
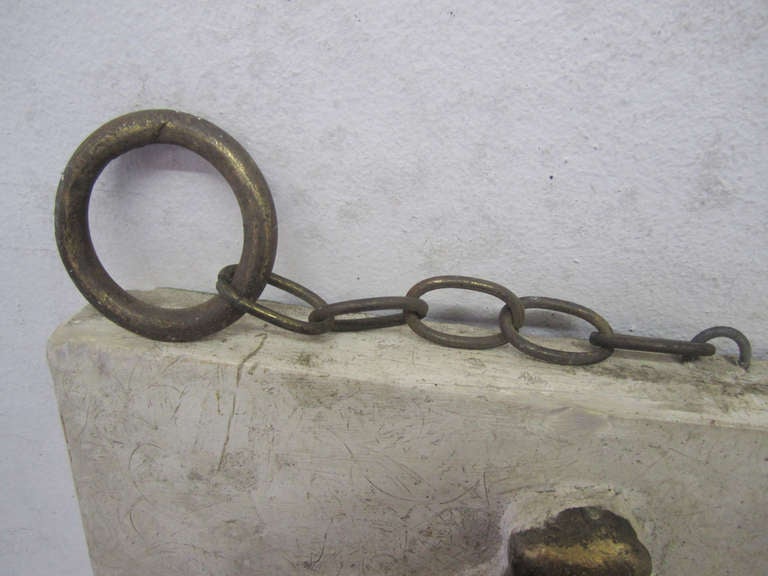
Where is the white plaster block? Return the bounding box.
[48,289,768,575]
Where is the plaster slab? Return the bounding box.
[47,289,768,575]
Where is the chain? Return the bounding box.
[55,110,752,370]
[216,269,750,369]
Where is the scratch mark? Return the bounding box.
[129,507,139,535]
[668,446,699,461]
[636,454,665,480]
[303,529,328,569]
[364,475,422,503]
[217,393,237,472]
[237,333,268,386]
[128,442,161,504]
[158,356,181,376]
[128,442,160,470]
[387,473,414,496]
[158,541,226,560]
[341,441,355,459]
[217,334,268,472]
[382,454,433,490]
[321,425,357,463]
[126,360,139,390]
[400,504,418,522]
[172,388,187,419]
[127,497,148,540]
[439,480,480,505]
[111,371,129,396]
[73,402,91,444]
[265,426,275,477]
[191,495,235,513]
[483,471,490,508]
[146,383,182,394]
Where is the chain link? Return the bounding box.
[405,276,525,350]
[499,296,614,366]
[309,296,428,332]
[589,332,715,359]
[217,265,332,335]
[55,110,754,371]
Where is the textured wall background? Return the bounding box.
[2,1,766,574]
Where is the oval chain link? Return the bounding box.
[309,297,428,331]
[404,276,525,350]
[589,332,715,358]
[500,296,614,365]
[217,265,332,335]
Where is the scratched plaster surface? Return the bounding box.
[3,2,767,574]
[48,290,768,575]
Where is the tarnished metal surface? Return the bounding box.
[589,332,716,358]
[405,275,525,350]
[500,296,614,366]
[55,110,277,341]
[217,265,331,335]
[687,326,752,369]
[509,507,652,575]
[309,296,428,332]
[56,110,753,371]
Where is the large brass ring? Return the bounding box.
[55,110,278,341]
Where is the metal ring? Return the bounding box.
[55,109,277,342]
[309,297,428,331]
[589,332,716,358]
[684,326,752,370]
[217,265,332,335]
[500,296,614,365]
[404,276,525,350]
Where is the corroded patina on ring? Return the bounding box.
[55,109,278,341]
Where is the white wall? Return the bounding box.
[2,2,766,574]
